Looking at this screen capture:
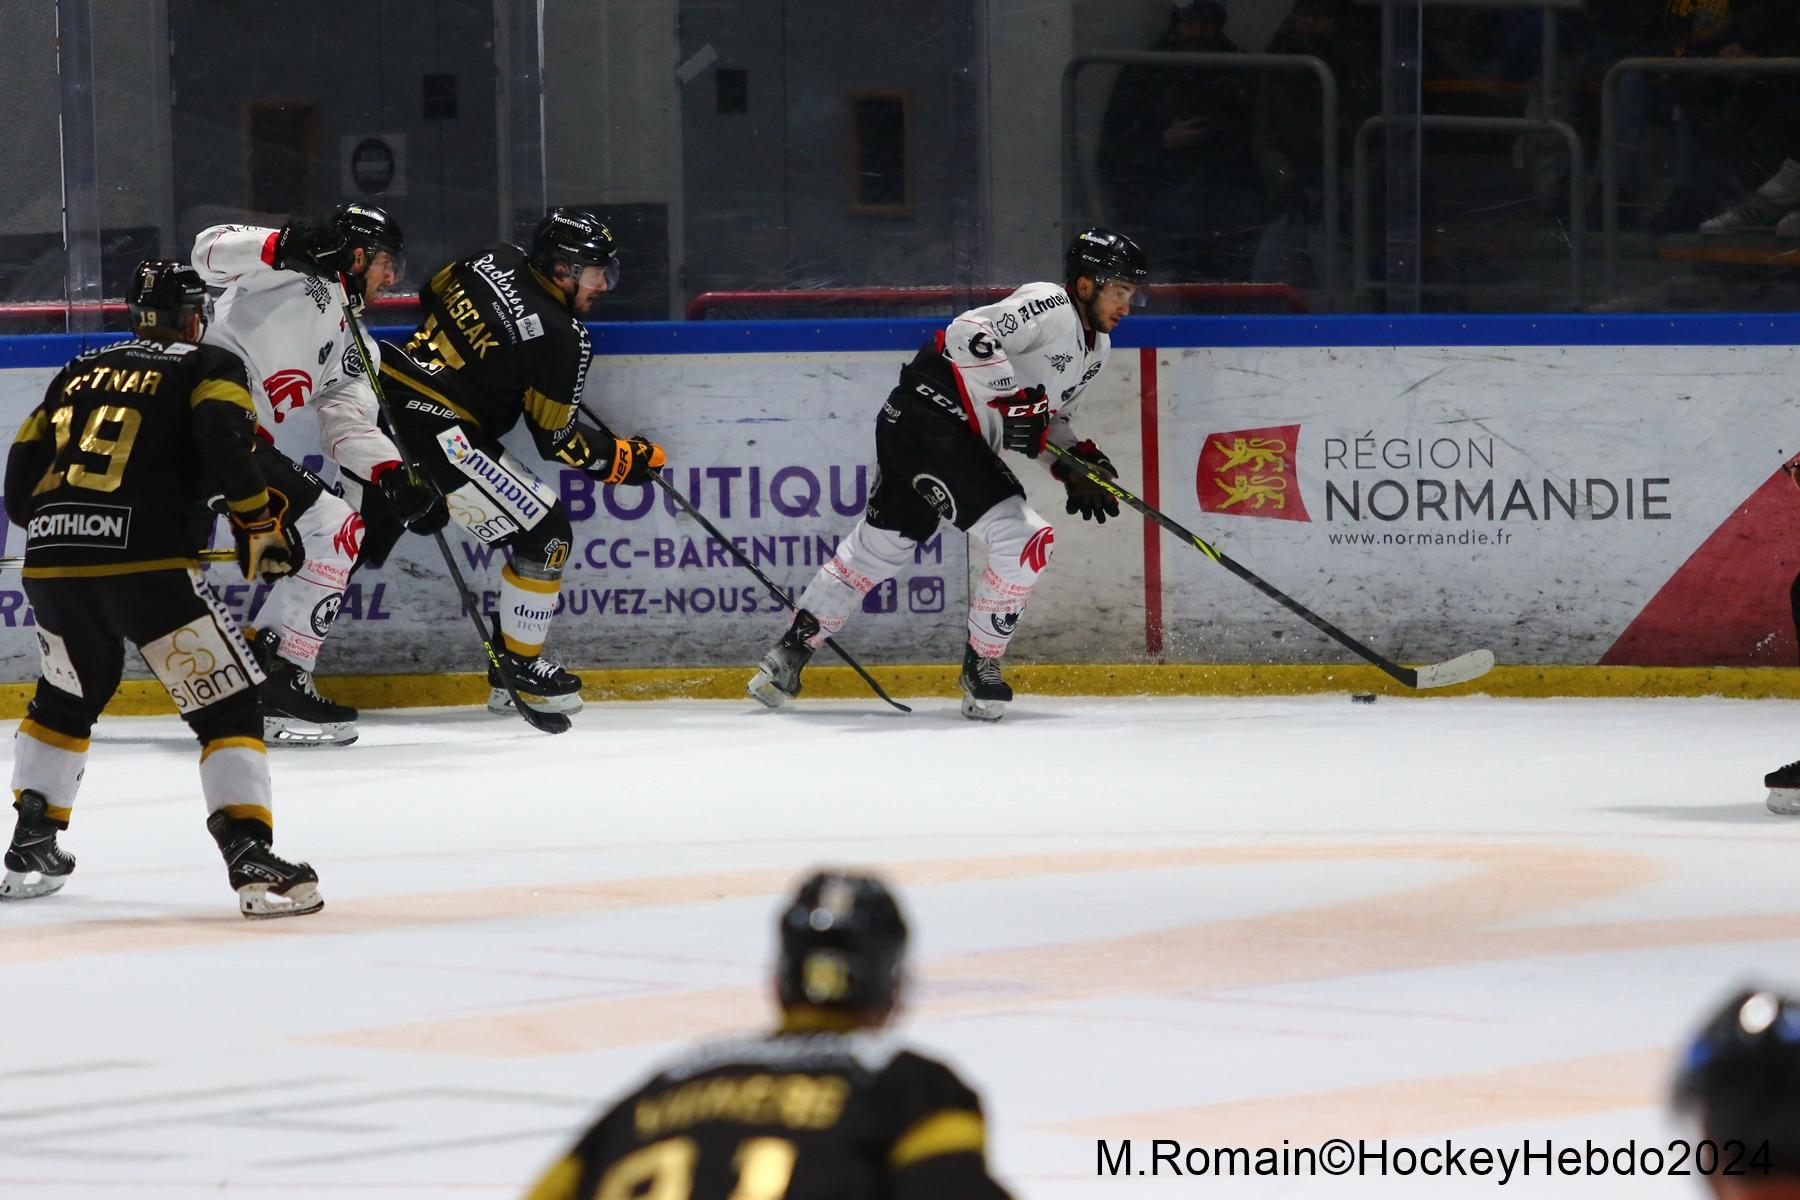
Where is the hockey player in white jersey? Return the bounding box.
[193,204,447,745]
[749,228,1147,720]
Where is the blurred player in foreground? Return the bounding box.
[521,870,1012,1199]
[1672,987,1800,1196]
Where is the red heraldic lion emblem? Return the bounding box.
[1197,424,1310,522]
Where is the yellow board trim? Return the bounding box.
[19,718,90,754]
[219,803,273,826]
[9,664,1800,720]
[499,563,561,594]
[201,736,267,762]
[22,557,198,580]
[190,377,255,414]
[889,1109,986,1168]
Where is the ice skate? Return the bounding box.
[252,628,358,746]
[749,610,820,709]
[0,790,76,900]
[1765,759,1800,815]
[958,644,1012,722]
[207,810,323,919]
[489,650,584,715]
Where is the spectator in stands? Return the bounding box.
[1250,0,1378,285]
[1656,0,1800,235]
[1097,0,1262,280]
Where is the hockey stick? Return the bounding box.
[1048,443,1495,690]
[576,401,910,714]
[1,548,238,571]
[338,285,571,735]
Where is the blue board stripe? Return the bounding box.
[5,313,1798,367]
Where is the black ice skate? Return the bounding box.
[0,790,76,901]
[959,644,1013,722]
[251,628,358,747]
[207,810,323,919]
[488,650,584,716]
[748,610,820,709]
[1765,759,1800,815]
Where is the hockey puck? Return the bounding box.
[1351,693,1378,704]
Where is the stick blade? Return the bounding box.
[1410,648,1495,690]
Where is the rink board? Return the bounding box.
[1,315,1798,687]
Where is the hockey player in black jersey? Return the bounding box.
[380,207,665,717]
[1672,988,1800,1196]
[2,261,323,918]
[751,228,1147,720]
[520,870,1012,1200]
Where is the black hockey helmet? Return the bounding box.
[1065,227,1149,305]
[529,207,621,290]
[1673,988,1800,1170]
[775,870,908,1013]
[331,202,405,273]
[127,260,208,337]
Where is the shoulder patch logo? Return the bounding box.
[263,369,313,423]
[518,313,545,341]
[1048,352,1073,374]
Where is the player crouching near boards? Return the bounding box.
[749,228,1146,720]
[379,208,665,717]
[520,870,1013,1199]
[193,203,447,746]
[2,262,322,918]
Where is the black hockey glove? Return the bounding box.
[594,435,667,486]
[272,221,353,278]
[375,465,450,534]
[1051,439,1122,524]
[231,505,296,581]
[987,385,1051,458]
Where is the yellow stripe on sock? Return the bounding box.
[45,804,73,824]
[19,718,89,754]
[499,563,561,594]
[219,803,273,827]
[200,736,267,762]
[501,633,544,657]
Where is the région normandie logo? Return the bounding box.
[1196,424,1310,522]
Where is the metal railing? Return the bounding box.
[1061,52,1340,298]
[1352,114,1587,306]
[1601,56,1800,294]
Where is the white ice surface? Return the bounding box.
[3,694,1798,1199]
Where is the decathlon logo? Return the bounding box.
[264,369,313,423]
[1020,526,1055,573]
[27,503,131,549]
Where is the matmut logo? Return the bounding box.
[264,368,314,423]
[1197,424,1310,522]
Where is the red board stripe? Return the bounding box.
[1140,347,1163,657]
